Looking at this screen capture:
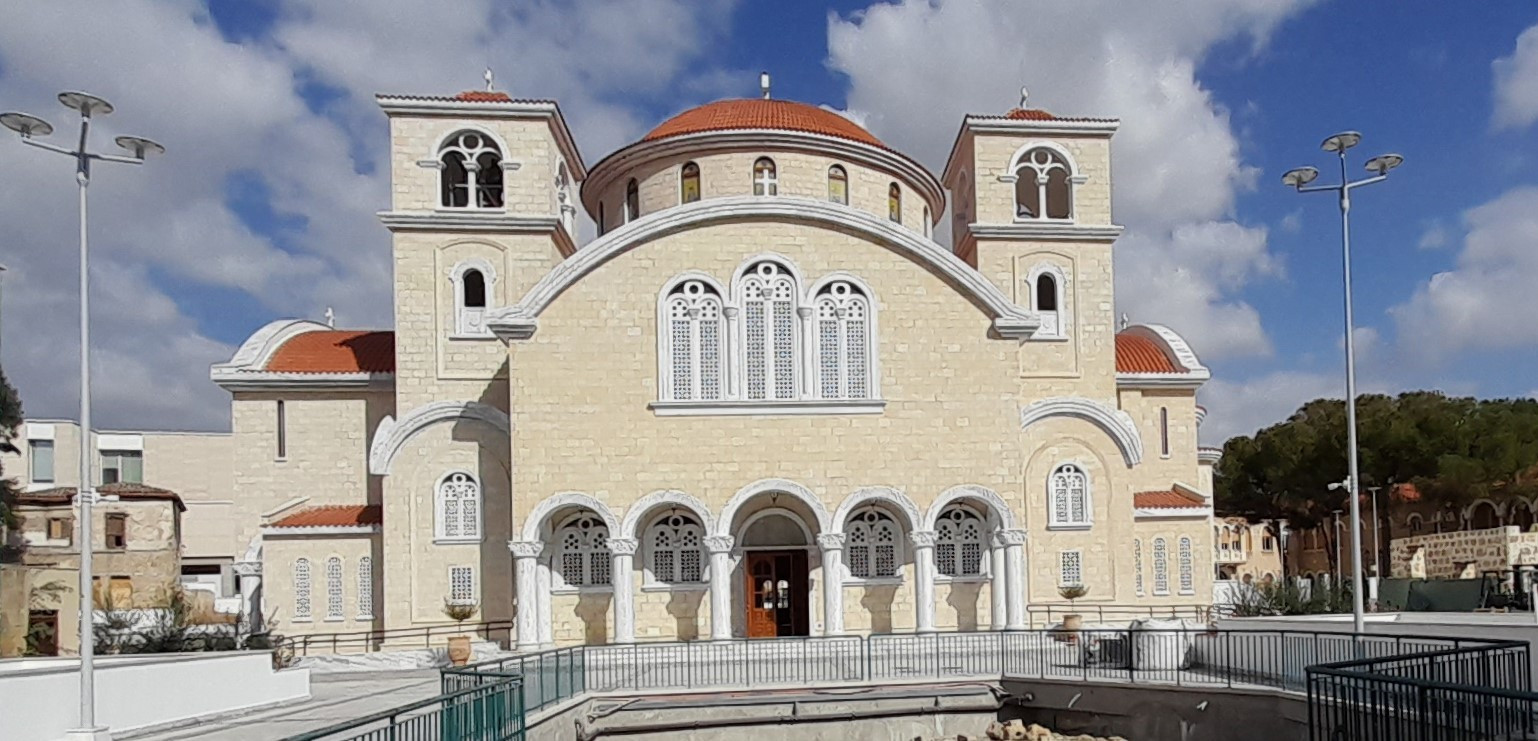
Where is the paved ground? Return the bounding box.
[128,670,443,741]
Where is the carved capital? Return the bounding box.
[722,306,740,319]
[796,306,814,319]
[508,540,544,559]
[997,529,1028,547]
[607,538,639,557]
[908,530,938,548]
[232,561,262,578]
[816,533,846,551]
[703,535,735,554]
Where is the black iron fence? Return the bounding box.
[1307,640,1538,740]
[282,676,526,741]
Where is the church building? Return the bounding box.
[211,81,1217,648]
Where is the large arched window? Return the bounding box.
[293,558,312,621]
[452,261,493,337]
[435,472,481,542]
[935,504,987,577]
[1014,147,1072,220]
[555,514,611,589]
[753,157,777,196]
[680,162,701,204]
[325,556,344,621]
[661,278,725,401]
[1152,538,1169,595]
[439,130,503,209]
[828,165,848,205]
[738,260,799,401]
[1178,537,1195,594]
[814,280,873,400]
[357,557,374,619]
[625,178,640,222]
[1048,463,1090,528]
[645,512,704,585]
[888,183,902,223]
[846,509,901,580]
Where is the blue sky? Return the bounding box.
[1,1,1536,443]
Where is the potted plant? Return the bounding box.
[442,599,479,666]
[1057,584,1088,643]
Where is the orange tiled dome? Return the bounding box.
[643,99,885,148]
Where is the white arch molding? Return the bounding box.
[368,401,512,476]
[1020,397,1144,467]
[486,196,1040,341]
[715,478,831,537]
[833,486,922,532]
[924,484,1017,530]
[1000,140,1086,184]
[520,491,622,542]
[619,489,717,538]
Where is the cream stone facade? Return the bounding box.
[211,89,1219,647]
[1389,526,1538,580]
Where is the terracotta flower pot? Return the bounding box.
[448,635,472,666]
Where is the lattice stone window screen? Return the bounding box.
[647,513,704,584]
[357,556,374,619]
[1049,463,1090,527]
[1134,539,1144,596]
[449,566,475,604]
[1179,537,1195,594]
[325,556,344,620]
[293,558,312,621]
[1153,538,1169,595]
[815,281,872,400]
[556,515,611,588]
[436,472,481,541]
[740,261,799,401]
[846,509,900,579]
[1059,550,1083,586]
[936,505,986,577]
[663,280,725,401]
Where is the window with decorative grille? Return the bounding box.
[647,513,704,584]
[935,505,986,577]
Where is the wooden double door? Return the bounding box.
[744,550,809,638]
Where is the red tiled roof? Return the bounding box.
[455,90,513,102]
[380,93,555,105]
[1115,333,1180,374]
[970,109,1118,124]
[265,330,394,374]
[1134,489,1207,509]
[643,99,886,149]
[1005,108,1059,121]
[269,505,382,529]
[19,483,185,511]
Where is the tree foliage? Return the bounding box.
[0,366,22,540]
[1215,392,1538,530]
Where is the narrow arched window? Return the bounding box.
[357,556,374,619]
[1153,538,1169,595]
[888,183,902,223]
[680,162,701,204]
[1178,537,1194,594]
[846,509,901,580]
[1036,274,1058,312]
[1033,269,1063,338]
[1133,539,1145,595]
[293,558,312,621]
[814,280,873,400]
[454,266,491,337]
[555,514,611,588]
[1014,147,1072,220]
[661,279,725,401]
[646,513,704,585]
[598,203,606,236]
[325,556,344,620]
[625,178,640,222]
[828,165,848,205]
[1048,463,1089,528]
[737,260,799,400]
[923,206,932,238]
[435,472,481,541]
[935,505,986,577]
[753,157,777,196]
[439,130,503,209]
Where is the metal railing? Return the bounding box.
[283,675,525,741]
[277,620,514,659]
[1307,640,1538,740]
[1024,602,1216,627]
[446,646,586,714]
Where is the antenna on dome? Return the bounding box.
[1019,86,1029,110]
[760,71,771,100]
[325,307,335,328]
[484,67,495,92]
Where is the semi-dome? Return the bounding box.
[642,99,886,149]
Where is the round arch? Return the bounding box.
[368,401,511,476]
[832,486,922,532]
[715,478,831,537]
[1020,397,1143,467]
[1003,139,1082,181]
[521,491,621,542]
[619,489,717,538]
[924,484,1017,531]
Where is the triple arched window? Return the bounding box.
[1014,146,1072,220]
[439,130,504,209]
[846,509,901,580]
[657,258,879,407]
[1048,463,1090,528]
[645,513,705,585]
[935,504,987,578]
[435,472,482,542]
[555,514,612,589]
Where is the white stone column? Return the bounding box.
[723,307,740,397]
[233,561,263,634]
[609,538,639,644]
[910,530,937,633]
[1000,529,1028,630]
[510,541,543,651]
[705,535,734,640]
[796,306,815,396]
[817,533,846,636]
[536,560,553,646]
[989,534,1007,630]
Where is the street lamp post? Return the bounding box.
[1284,132,1403,635]
[2,94,162,741]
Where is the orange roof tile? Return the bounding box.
[1005,108,1059,121]
[643,99,885,149]
[265,330,394,374]
[269,505,381,529]
[455,90,513,102]
[1115,333,1180,374]
[1134,489,1207,509]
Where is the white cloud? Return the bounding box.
[826,0,1313,361]
[1279,210,1302,234]
[1493,24,1538,131]
[1417,221,1449,250]
[1390,186,1538,358]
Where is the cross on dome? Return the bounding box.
[484,67,495,92]
[1019,86,1029,109]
